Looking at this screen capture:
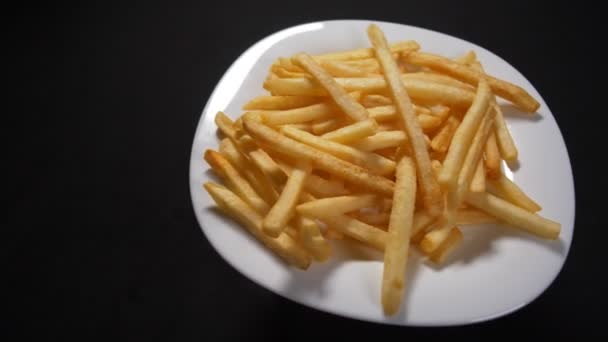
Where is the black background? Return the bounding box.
[10,0,607,339]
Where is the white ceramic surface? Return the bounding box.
[188,20,575,326]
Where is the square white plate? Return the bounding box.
[189,20,575,326]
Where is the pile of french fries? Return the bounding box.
[202,24,560,316]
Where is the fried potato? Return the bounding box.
[297,194,377,218]
[487,172,542,212]
[321,119,378,144]
[484,131,501,179]
[350,131,407,151]
[205,182,311,269]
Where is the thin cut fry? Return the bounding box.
[453,51,477,65]
[204,182,311,269]
[454,208,498,225]
[215,111,237,139]
[264,76,476,108]
[204,150,269,213]
[419,222,453,254]
[439,80,492,189]
[321,214,387,250]
[297,216,331,261]
[466,192,560,239]
[243,119,395,196]
[321,119,378,144]
[297,194,377,218]
[494,104,518,161]
[382,157,416,315]
[261,102,335,125]
[294,53,369,121]
[429,227,463,264]
[312,40,419,61]
[484,131,501,179]
[263,162,311,237]
[281,126,396,176]
[430,115,460,153]
[405,52,540,112]
[362,94,392,107]
[487,172,542,212]
[368,24,443,216]
[322,60,369,77]
[312,118,344,135]
[350,131,407,151]
[470,159,486,192]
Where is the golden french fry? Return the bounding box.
[362,94,392,107]
[453,51,477,65]
[439,80,492,189]
[219,138,279,204]
[297,216,331,261]
[281,126,396,176]
[277,160,349,197]
[294,53,369,121]
[311,40,419,61]
[278,57,306,72]
[470,159,486,192]
[215,111,237,139]
[418,114,443,131]
[405,72,473,90]
[322,60,369,77]
[382,157,416,315]
[261,102,334,126]
[487,172,542,212]
[428,104,451,123]
[357,212,391,226]
[311,118,345,135]
[204,182,311,269]
[350,131,407,151]
[248,149,287,186]
[448,105,496,213]
[264,76,476,108]
[272,64,313,79]
[454,208,498,225]
[263,162,311,237]
[321,119,378,144]
[368,24,442,217]
[405,52,540,112]
[281,123,312,132]
[297,194,377,218]
[325,229,345,240]
[419,221,453,254]
[340,58,381,73]
[243,119,395,196]
[204,150,269,213]
[466,192,560,239]
[321,214,387,250]
[367,104,431,122]
[429,227,463,264]
[494,104,518,161]
[411,211,440,243]
[484,131,501,179]
[431,115,460,153]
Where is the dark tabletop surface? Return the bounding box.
[9,0,607,339]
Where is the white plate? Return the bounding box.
[188,20,575,326]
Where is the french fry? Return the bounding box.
[263,162,311,237]
[405,72,473,90]
[466,192,560,239]
[447,105,496,213]
[215,111,237,139]
[454,208,498,225]
[204,150,269,214]
[321,214,387,250]
[243,119,395,196]
[350,131,407,151]
[312,40,419,61]
[357,212,391,226]
[281,123,312,132]
[281,126,396,176]
[297,216,331,261]
[219,138,279,204]
[297,194,377,218]
[429,227,463,264]
[204,182,311,269]
[278,57,306,72]
[321,119,378,144]
[340,58,381,73]
[453,50,477,65]
[431,115,460,153]
[419,221,453,254]
[368,24,443,217]
[487,172,542,212]
[470,159,486,192]
[311,118,345,135]
[261,102,335,126]
[494,104,519,161]
[294,53,369,121]
[405,52,540,112]
[272,64,312,79]
[484,131,501,179]
[248,149,287,186]
[411,211,440,243]
[277,160,349,197]
[382,157,416,315]
[429,104,451,123]
[368,104,431,122]
[439,80,492,189]
[418,114,443,131]
[362,94,392,107]
[264,76,476,108]
[322,60,369,77]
